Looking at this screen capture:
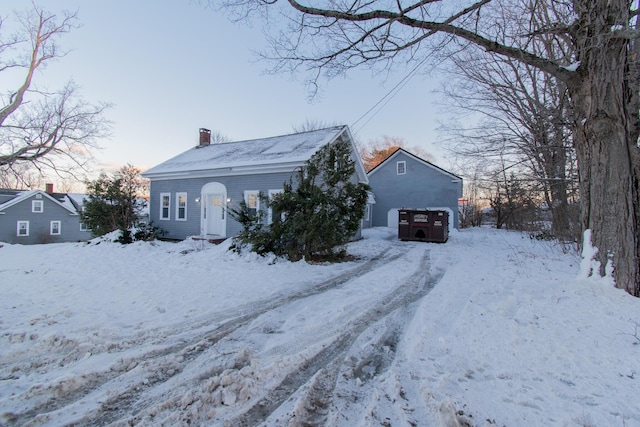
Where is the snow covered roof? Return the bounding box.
[142,125,367,182]
[0,189,26,206]
[65,193,90,212]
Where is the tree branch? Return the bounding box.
[282,0,575,82]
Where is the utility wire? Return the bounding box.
[351,51,435,136]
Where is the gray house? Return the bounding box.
[142,126,370,241]
[0,187,92,244]
[367,148,463,230]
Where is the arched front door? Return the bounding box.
[201,182,227,237]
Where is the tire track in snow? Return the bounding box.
[230,248,443,426]
[4,315,247,427]
[5,246,400,426]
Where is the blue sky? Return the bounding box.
[8,1,447,175]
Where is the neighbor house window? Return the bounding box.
[176,192,187,221]
[244,191,260,218]
[80,222,89,231]
[365,205,370,221]
[17,221,29,236]
[50,221,61,235]
[160,193,170,220]
[267,189,283,224]
[397,161,406,175]
[32,200,43,213]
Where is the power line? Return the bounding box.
[351,51,435,136]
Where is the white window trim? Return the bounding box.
[160,192,171,220]
[365,205,370,221]
[80,222,89,232]
[397,161,406,175]
[244,190,260,215]
[32,200,43,213]
[267,189,283,224]
[50,220,61,235]
[175,192,187,221]
[17,221,29,236]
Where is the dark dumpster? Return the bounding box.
[398,209,449,243]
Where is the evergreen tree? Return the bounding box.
[82,165,150,242]
[230,138,369,261]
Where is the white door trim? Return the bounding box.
[200,182,227,237]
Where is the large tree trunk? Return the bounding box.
[569,0,640,296]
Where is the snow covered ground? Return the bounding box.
[0,227,639,426]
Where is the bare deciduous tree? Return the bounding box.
[291,118,341,133]
[0,4,110,184]
[210,129,232,144]
[221,0,640,296]
[441,45,578,239]
[360,135,433,171]
[458,166,485,229]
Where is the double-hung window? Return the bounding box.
[32,200,43,213]
[50,221,61,235]
[176,192,187,221]
[244,191,260,218]
[160,193,171,220]
[397,161,406,175]
[17,221,29,236]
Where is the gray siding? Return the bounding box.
[368,151,462,229]
[0,194,92,244]
[149,171,298,240]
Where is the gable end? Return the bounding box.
[367,148,461,181]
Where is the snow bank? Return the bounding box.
[1,227,639,426]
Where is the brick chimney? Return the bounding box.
[45,183,54,194]
[199,128,211,147]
